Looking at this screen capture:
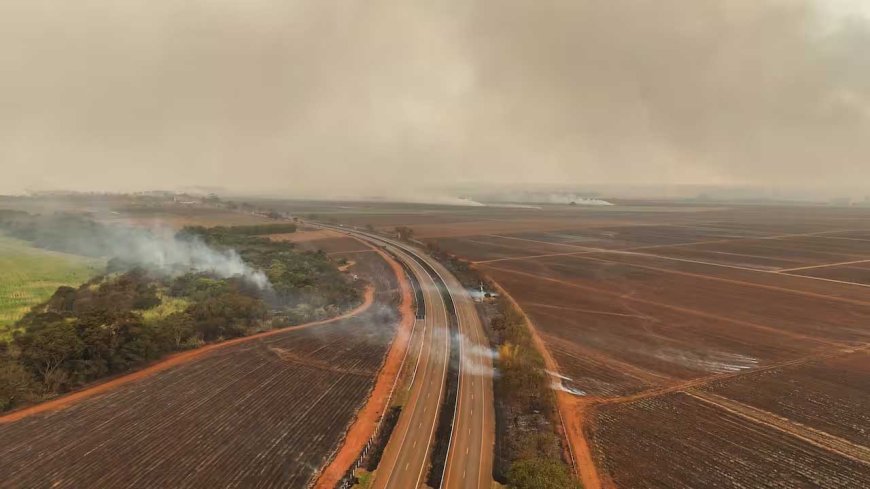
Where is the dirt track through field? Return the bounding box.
[485,270,870,487]
[487,228,858,255]
[576,252,870,302]
[479,260,869,488]
[314,243,416,489]
[778,258,870,273]
[483,265,846,348]
[593,345,869,407]
[524,301,650,319]
[0,286,376,424]
[685,390,870,464]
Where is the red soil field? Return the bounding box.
[479,264,828,395]
[282,201,870,487]
[0,251,401,488]
[646,245,809,270]
[429,235,577,262]
[703,351,870,447]
[791,264,870,285]
[590,392,870,488]
[410,204,870,488]
[502,224,767,249]
[483,255,870,344]
[574,250,870,303]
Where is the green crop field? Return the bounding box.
[0,235,104,338]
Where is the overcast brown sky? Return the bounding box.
[1,1,868,199]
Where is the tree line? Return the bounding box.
[0,216,361,412]
[0,269,266,410]
[424,242,580,489]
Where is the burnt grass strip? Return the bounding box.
[364,406,403,471]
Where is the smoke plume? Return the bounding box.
[106,226,271,289]
[2,213,271,288]
[1,1,868,199]
[455,332,498,378]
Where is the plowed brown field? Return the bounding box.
[289,202,870,488]
[246,201,870,487]
[0,250,401,488]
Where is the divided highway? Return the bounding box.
[369,245,449,489]
[322,225,494,489]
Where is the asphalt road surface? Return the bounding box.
[369,243,450,489]
[327,226,495,489]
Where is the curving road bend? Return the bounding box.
[325,225,495,489]
[369,243,450,489]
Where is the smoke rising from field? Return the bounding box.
[106,226,272,289]
[1,1,869,199]
[455,332,497,378]
[650,348,759,374]
[547,370,587,396]
[10,216,271,288]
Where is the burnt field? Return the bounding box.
[438,205,870,487]
[591,392,870,488]
[0,249,399,489]
[298,202,870,487]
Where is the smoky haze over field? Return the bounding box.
[2,213,270,288]
[1,1,869,199]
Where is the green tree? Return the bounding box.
[508,458,581,489]
[0,356,38,411]
[15,321,84,391]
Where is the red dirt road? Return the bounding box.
[314,245,416,488]
[0,285,375,425]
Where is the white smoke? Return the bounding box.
[649,348,758,374]
[547,370,587,396]
[455,332,498,378]
[105,225,271,289]
[462,189,615,206]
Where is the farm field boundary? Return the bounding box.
[0,285,375,424]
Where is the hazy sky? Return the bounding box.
[1,1,868,198]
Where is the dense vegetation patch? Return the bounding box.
[0,212,360,412]
[425,241,580,489]
[180,225,360,320]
